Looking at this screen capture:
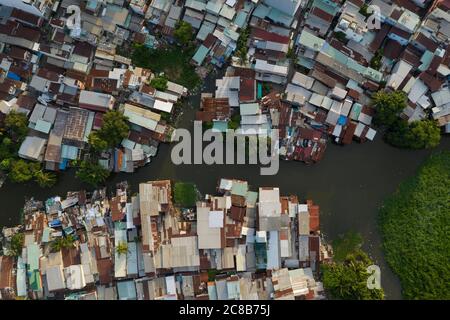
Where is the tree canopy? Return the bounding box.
[373,90,441,149]
[386,119,441,149]
[9,159,40,183]
[8,233,24,257]
[174,21,193,45]
[150,75,168,91]
[322,250,384,300]
[173,182,197,207]
[372,90,407,127]
[4,111,28,143]
[88,110,129,151]
[34,170,57,188]
[51,235,76,252]
[75,160,110,187]
[379,151,450,299]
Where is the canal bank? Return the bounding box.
[1,73,449,299]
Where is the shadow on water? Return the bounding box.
[1,71,448,299]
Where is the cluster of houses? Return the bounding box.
[0,0,189,173]
[194,0,375,163]
[195,0,449,164]
[293,0,450,135]
[0,178,332,300]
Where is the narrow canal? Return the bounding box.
[0,73,448,299]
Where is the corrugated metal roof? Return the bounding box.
[192,45,210,65]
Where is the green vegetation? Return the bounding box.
[8,233,24,257]
[174,21,193,45]
[131,44,201,90]
[331,232,363,263]
[0,112,28,168]
[286,47,296,60]
[235,28,250,65]
[51,235,76,252]
[88,110,129,152]
[174,182,197,207]
[322,249,384,300]
[75,160,110,187]
[116,241,129,255]
[34,170,57,188]
[208,269,220,281]
[0,112,58,188]
[370,49,383,70]
[333,31,347,43]
[373,90,407,127]
[150,75,168,91]
[4,111,28,142]
[228,114,241,130]
[359,4,370,17]
[9,160,40,183]
[202,121,213,131]
[373,90,441,149]
[385,119,441,149]
[379,151,450,299]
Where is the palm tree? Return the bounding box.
[116,241,128,255]
[34,170,57,188]
[51,235,76,252]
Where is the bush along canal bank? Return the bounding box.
[379,151,450,299]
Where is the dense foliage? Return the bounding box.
[323,250,384,300]
[379,151,450,299]
[0,112,57,187]
[331,232,363,263]
[0,112,28,163]
[9,160,40,183]
[174,21,193,45]
[150,75,168,91]
[88,110,129,152]
[8,233,24,257]
[4,111,28,142]
[370,49,383,70]
[174,182,197,207]
[51,235,76,252]
[228,114,241,130]
[34,170,57,188]
[235,28,250,64]
[373,91,441,149]
[385,119,441,149]
[372,91,407,127]
[75,160,110,187]
[131,44,200,90]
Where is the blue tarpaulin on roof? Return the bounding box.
[338,115,347,126]
[7,72,20,80]
[59,158,68,170]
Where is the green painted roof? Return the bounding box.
[117,280,137,300]
[298,30,325,51]
[312,0,340,16]
[212,120,228,133]
[267,7,294,25]
[192,45,209,65]
[245,191,258,206]
[419,50,433,72]
[29,270,42,291]
[322,43,383,82]
[27,243,40,271]
[240,103,260,116]
[350,103,362,120]
[234,11,248,28]
[231,181,248,197]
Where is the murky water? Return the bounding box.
[1,74,448,299]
